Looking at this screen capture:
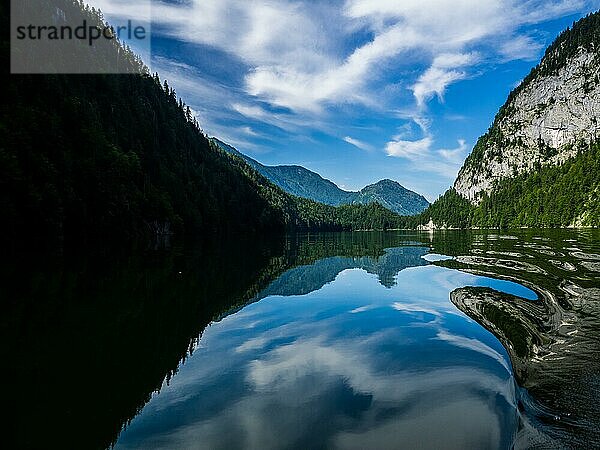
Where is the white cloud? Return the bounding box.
[499,35,544,61]
[240,126,260,137]
[91,0,596,114]
[385,117,469,179]
[344,136,373,152]
[89,0,600,195]
[385,136,433,159]
[413,53,478,107]
[428,139,470,178]
[439,139,469,161]
[413,68,466,107]
[230,102,323,134]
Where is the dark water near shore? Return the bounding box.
[3,230,600,449]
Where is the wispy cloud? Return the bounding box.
[93,0,594,114]
[386,136,434,159]
[344,136,373,152]
[89,0,600,196]
[413,53,478,107]
[385,117,469,180]
[499,35,545,61]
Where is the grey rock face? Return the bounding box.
[455,50,600,202]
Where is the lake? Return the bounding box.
[4,230,600,449]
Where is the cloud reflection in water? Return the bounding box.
[116,255,531,450]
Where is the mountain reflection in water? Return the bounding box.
[116,262,529,450]
[4,231,600,449]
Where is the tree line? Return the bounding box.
[412,143,600,229]
[2,0,411,248]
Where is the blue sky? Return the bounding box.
[94,0,600,200]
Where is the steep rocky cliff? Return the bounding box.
[455,12,600,202]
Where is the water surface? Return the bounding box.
[116,260,532,449]
[4,231,600,448]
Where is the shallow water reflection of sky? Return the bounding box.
[115,250,537,450]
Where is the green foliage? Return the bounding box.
[444,11,600,230]
[417,143,600,229]
[1,67,288,243]
[330,202,408,231]
[460,11,600,179]
[1,0,411,247]
[12,0,147,74]
[475,144,600,228]
[418,189,475,229]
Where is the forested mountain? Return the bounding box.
[212,139,356,206]
[2,0,409,248]
[354,179,430,216]
[415,11,600,229]
[213,139,429,215]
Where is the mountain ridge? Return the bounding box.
[2,0,412,247]
[212,138,430,216]
[416,10,600,229]
[454,11,600,203]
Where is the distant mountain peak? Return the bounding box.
[374,179,396,184]
[356,179,429,216]
[366,179,406,189]
[212,138,430,216]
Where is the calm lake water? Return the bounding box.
[4,231,600,449]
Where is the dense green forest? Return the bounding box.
[5,1,598,243]
[414,143,600,229]
[428,11,600,231]
[2,0,408,248]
